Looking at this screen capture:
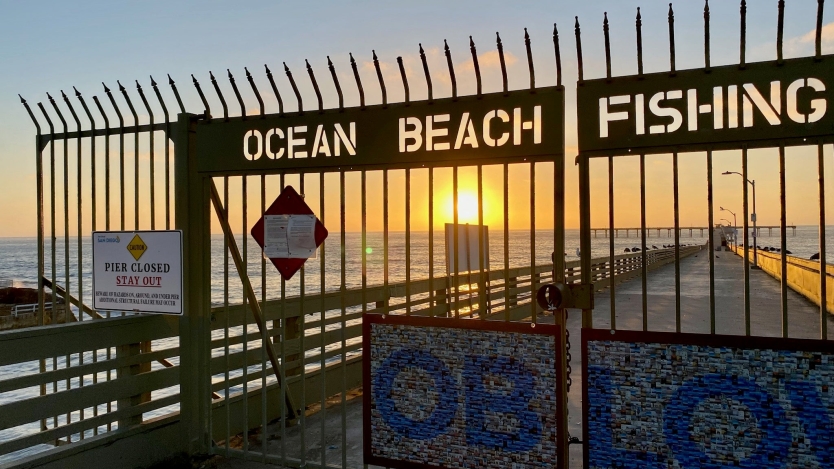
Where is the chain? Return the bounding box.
[565,311,572,392]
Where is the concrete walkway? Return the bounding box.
[217,249,834,469]
[563,249,834,466]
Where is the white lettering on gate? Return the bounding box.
[597,78,828,139]
[398,106,542,153]
[243,121,356,161]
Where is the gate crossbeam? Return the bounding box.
[209,181,299,421]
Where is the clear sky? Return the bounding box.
[1,0,832,236]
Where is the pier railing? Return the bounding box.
[0,245,701,466]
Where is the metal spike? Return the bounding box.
[48,92,68,131]
[118,82,138,128]
[397,56,409,103]
[76,86,96,130]
[470,36,483,96]
[117,81,126,92]
[637,8,644,76]
[373,51,387,106]
[62,89,82,131]
[136,80,152,114]
[191,74,211,118]
[284,62,303,113]
[777,0,785,64]
[575,17,584,83]
[740,0,747,68]
[227,69,246,119]
[306,60,324,113]
[19,95,41,133]
[209,71,229,120]
[704,1,711,70]
[419,44,433,101]
[245,67,265,117]
[167,75,185,114]
[38,102,55,132]
[604,13,612,79]
[524,28,535,90]
[817,0,825,59]
[553,24,563,87]
[496,32,508,93]
[328,56,344,111]
[150,76,170,122]
[349,53,365,108]
[103,83,124,127]
[444,40,458,99]
[265,64,284,114]
[669,3,677,73]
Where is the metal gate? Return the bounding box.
[576,2,834,469]
[172,30,572,468]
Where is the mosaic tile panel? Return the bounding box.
[366,318,560,469]
[585,332,834,469]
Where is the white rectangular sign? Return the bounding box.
[445,223,489,275]
[264,214,317,259]
[92,230,183,315]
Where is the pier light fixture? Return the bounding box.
[721,171,757,268]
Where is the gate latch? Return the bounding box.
[536,283,593,310]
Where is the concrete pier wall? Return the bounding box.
[732,246,834,314]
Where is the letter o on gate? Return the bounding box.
[663,374,791,469]
[373,348,459,440]
[243,130,263,160]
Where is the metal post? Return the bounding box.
[175,112,212,454]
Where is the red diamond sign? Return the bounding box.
[251,185,328,281]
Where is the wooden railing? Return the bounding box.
[0,246,703,464]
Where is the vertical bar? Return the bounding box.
[530,162,536,323]
[383,170,389,315]
[673,152,681,333]
[640,154,648,331]
[704,1,711,70]
[608,156,615,329]
[339,170,347,469]
[819,142,828,340]
[406,168,411,315]
[740,0,747,68]
[261,174,268,462]
[298,174,306,467]
[453,166,460,318]
[817,0,826,60]
[707,151,716,334]
[223,176,230,455]
[429,168,435,317]
[579,156,592,328]
[242,175,249,455]
[279,173,287,467]
[742,147,751,335]
[503,163,510,321]
[477,165,486,318]
[779,146,788,338]
[320,171,327,469]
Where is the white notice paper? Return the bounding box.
[264,214,317,259]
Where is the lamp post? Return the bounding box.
[722,172,757,268]
[720,218,735,247]
[719,207,737,247]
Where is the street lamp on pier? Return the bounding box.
[720,218,735,247]
[721,172,758,268]
[719,207,737,247]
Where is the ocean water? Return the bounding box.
[0,226,831,463]
[4,227,829,304]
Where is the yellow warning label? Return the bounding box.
[127,234,148,261]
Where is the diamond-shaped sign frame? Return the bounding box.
[251,186,328,280]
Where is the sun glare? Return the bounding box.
[448,192,480,224]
